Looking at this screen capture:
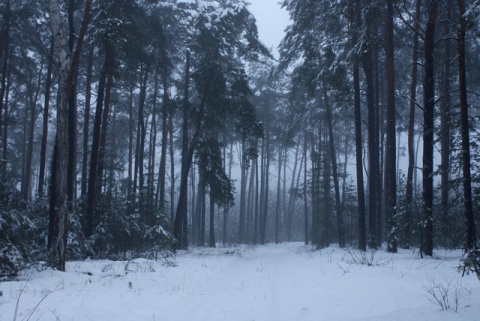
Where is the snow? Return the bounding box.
[1,243,479,321]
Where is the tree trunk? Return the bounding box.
[275,145,283,244]
[247,152,256,242]
[239,141,247,243]
[0,0,10,203]
[158,69,169,211]
[404,0,421,250]
[385,0,397,253]
[439,0,452,246]
[169,112,176,222]
[85,42,112,238]
[80,45,93,199]
[422,0,438,257]
[456,0,477,252]
[127,86,134,196]
[321,124,331,247]
[48,0,92,271]
[311,131,321,247]
[254,155,260,244]
[96,53,115,195]
[362,5,379,249]
[23,62,43,201]
[133,66,149,211]
[148,68,159,211]
[350,0,366,251]
[322,82,345,248]
[303,128,309,245]
[39,36,55,197]
[209,193,216,247]
[174,51,191,250]
[287,142,301,241]
[260,107,271,245]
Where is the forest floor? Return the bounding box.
[1,243,479,321]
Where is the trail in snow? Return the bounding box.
[1,243,479,321]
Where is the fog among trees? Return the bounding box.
[1,0,479,277]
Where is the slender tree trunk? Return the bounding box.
[97,54,115,197]
[66,0,79,207]
[422,0,438,257]
[254,155,260,244]
[311,131,321,247]
[23,62,43,201]
[385,0,397,253]
[260,121,271,244]
[321,124,331,247]
[85,42,112,238]
[174,51,191,249]
[440,0,452,246]
[404,0,421,249]
[341,128,350,210]
[39,36,55,197]
[80,45,93,199]
[322,82,345,248]
[1,54,9,206]
[287,142,300,241]
[373,48,383,248]
[362,4,378,249]
[350,0,366,251]
[275,145,283,244]
[247,154,256,241]
[209,193,216,247]
[169,112,175,222]
[200,184,206,246]
[456,0,477,251]
[222,143,233,244]
[239,141,247,243]
[127,86,134,196]
[303,128,309,245]
[0,0,10,202]
[148,68,159,212]
[133,66,149,211]
[159,69,169,211]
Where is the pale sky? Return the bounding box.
[247,0,290,58]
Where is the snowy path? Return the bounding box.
[175,246,309,321]
[1,243,479,321]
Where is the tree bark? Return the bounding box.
[422,0,438,257]
[80,45,93,199]
[439,0,452,246]
[67,0,78,207]
[209,193,216,247]
[385,0,397,253]
[48,0,92,271]
[362,4,379,249]
[456,0,477,252]
[239,141,248,243]
[174,51,191,249]
[287,142,301,241]
[158,69,169,211]
[0,0,10,202]
[303,128,309,245]
[322,82,345,248]
[85,43,111,238]
[349,0,367,251]
[23,61,43,201]
[274,145,283,244]
[404,0,421,250]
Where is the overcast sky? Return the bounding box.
[247,0,290,58]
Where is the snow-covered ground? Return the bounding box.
[1,243,479,321]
